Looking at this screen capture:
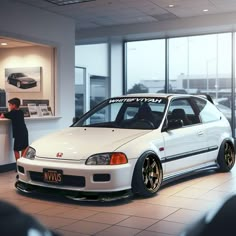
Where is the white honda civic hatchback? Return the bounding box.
[16,93,235,201]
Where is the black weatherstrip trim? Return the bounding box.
[162,146,218,163]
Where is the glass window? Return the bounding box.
[169,33,232,126]
[123,106,139,120]
[74,97,167,129]
[169,33,232,99]
[194,98,221,123]
[168,99,195,126]
[169,99,194,115]
[125,39,165,94]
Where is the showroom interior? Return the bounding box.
[1,0,236,235]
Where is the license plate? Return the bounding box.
[43,169,63,184]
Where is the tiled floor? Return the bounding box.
[1,168,236,236]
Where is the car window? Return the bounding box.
[123,106,139,119]
[149,102,166,113]
[168,98,197,126]
[16,73,26,77]
[74,97,167,129]
[168,99,195,115]
[193,97,221,123]
[87,102,122,125]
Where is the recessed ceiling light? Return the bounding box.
[203,9,209,12]
[168,4,174,8]
[1,42,7,46]
[45,0,95,6]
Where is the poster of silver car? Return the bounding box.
[5,66,41,92]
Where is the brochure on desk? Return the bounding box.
[27,103,52,117]
[38,104,52,116]
[27,104,38,117]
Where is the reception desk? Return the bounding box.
[0,116,61,171]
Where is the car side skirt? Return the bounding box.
[162,163,219,186]
[162,146,218,163]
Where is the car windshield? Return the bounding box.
[15,73,26,77]
[73,97,167,129]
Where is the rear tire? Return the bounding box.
[132,153,163,197]
[217,141,235,172]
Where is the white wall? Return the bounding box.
[75,44,110,110]
[75,44,108,76]
[0,46,54,109]
[0,0,75,157]
[75,42,123,98]
[0,0,75,124]
[110,40,123,97]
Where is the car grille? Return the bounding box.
[29,171,85,187]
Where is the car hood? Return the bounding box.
[32,127,152,160]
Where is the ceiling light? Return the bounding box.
[46,0,95,6]
[1,42,7,46]
[203,9,209,12]
[168,4,174,8]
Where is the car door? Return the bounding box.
[193,97,225,162]
[162,97,208,176]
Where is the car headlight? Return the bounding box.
[23,146,36,160]
[86,152,128,165]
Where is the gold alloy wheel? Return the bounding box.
[224,142,235,167]
[142,156,160,191]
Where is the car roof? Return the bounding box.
[115,93,197,99]
[117,93,214,101]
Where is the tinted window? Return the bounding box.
[194,98,221,123]
[74,97,167,129]
[169,99,194,115]
[168,98,197,126]
[123,106,139,119]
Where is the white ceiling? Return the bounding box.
[2,0,236,47]
[10,0,236,32]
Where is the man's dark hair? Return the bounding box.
[8,98,21,108]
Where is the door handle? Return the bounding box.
[198,131,204,136]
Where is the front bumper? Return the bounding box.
[16,157,135,195]
[15,180,133,201]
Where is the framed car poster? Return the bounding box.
[5,67,41,92]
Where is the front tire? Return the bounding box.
[132,153,163,197]
[16,81,21,88]
[217,141,235,172]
